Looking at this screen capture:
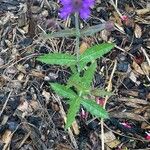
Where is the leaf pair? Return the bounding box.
[37,43,114,69]
[50,83,109,129]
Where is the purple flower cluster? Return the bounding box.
[59,0,95,20]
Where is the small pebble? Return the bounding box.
[41,10,49,17]
[44,76,50,81]
[7,121,18,131]
[117,62,129,72]
[48,72,58,80]
[0,58,4,66]
[24,64,29,69]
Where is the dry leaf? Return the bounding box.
[106,139,121,149]
[103,131,116,143]
[16,64,26,73]
[110,112,148,121]
[132,61,144,75]
[2,130,12,150]
[29,100,39,111]
[136,8,150,15]
[79,42,89,54]
[72,121,79,135]
[129,71,140,85]
[125,4,134,13]
[141,62,150,75]
[113,12,122,26]
[55,143,72,150]
[42,90,50,104]
[100,29,110,41]
[141,122,150,129]
[17,100,29,112]
[30,70,45,78]
[134,24,142,38]
[17,73,25,81]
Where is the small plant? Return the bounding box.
[37,0,115,129]
[37,43,114,129]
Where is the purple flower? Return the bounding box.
[59,0,95,20]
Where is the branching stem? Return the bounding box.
[75,13,80,72]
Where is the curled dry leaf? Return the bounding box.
[132,61,144,75]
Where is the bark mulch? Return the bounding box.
[0,0,150,150]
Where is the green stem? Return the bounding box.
[75,13,80,72]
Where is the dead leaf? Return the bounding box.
[103,131,116,143]
[112,11,122,26]
[136,8,150,15]
[17,73,25,81]
[129,71,140,85]
[132,61,144,75]
[110,112,148,121]
[106,139,121,149]
[79,42,89,54]
[141,62,150,75]
[55,143,73,150]
[2,130,12,150]
[134,24,142,38]
[17,100,29,112]
[141,122,150,129]
[16,64,26,73]
[100,29,110,41]
[29,100,39,111]
[72,121,79,135]
[42,90,50,104]
[30,70,45,78]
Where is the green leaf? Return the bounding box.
[91,89,113,97]
[81,23,106,36]
[65,97,81,129]
[79,43,114,68]
[37,53,76,66]
[50,83,77,99]
[81,99,109,119]
[44,28,77,38]
[81,62,97,88]
[43,23,106,39]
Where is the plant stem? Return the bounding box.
[75,13,80,72]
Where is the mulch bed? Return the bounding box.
[0,0,150,149]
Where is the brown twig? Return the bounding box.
[101,60,117,150]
